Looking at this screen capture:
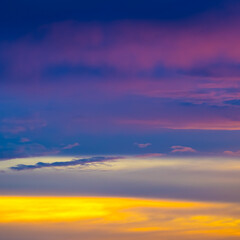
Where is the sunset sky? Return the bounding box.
[1,0,240,239]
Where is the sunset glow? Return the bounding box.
[1,196,240,240]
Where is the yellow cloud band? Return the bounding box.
[0,196,239,239]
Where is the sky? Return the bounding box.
[1,1,240,239]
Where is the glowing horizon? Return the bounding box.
[0,196,239,240]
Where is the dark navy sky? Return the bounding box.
[0,0,235,38]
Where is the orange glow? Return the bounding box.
[0,196,240,240]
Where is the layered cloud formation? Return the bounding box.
[1,1,240,158]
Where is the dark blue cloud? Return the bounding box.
[10,156,120,171]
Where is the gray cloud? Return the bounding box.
[10,156,120,171]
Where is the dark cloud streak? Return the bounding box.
[10,156,120,171]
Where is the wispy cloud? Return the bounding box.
[63,142,80,150]
[171,146,196,153]
[134,142,152,148]
[10,156,120,171]
[223,150,240,156]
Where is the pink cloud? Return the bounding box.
[117,118,240,131]
[223,150,240,156]
[134,142,152,148]
[171,146,196,153]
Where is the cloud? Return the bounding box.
[118,116,240,130]
[223,150,240,156]
[63,142,80,150]
[171,146,196,153]
[134,142,152,148]
[10,156,120,171]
